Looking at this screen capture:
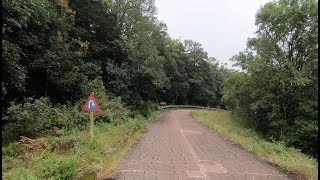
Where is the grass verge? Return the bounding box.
[191,110,318,180]
[2,111,160,180]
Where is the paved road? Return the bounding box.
[113,109,291,180]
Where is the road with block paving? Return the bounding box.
[113,109,291,180]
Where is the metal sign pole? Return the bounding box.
[90,111,94,141]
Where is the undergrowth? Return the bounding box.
[2,111,159,180]
[2,77,160,179]
[192,110,318,180]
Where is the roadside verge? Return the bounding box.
[191,110,318,180]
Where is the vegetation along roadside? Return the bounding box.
[192,110,318,180]
[2,77,160,179]
[2,107,159,180]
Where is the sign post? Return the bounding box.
[90,112,94,141]
[82,92,102,141]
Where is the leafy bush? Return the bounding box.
[284,118,318,158]
[2,77,138,143]
[2,97,84,143]
[137,101,159,117]
[1,75,157,146]
[55,104,88,129]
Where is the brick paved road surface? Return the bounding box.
[112,109,291,180]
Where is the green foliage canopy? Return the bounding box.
[222,0,318,157]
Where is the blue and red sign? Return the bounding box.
[82,92,102,112]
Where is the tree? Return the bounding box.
[183,40,219,106]
[223,0,318,157]
[2,0,88,104]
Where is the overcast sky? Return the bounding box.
[155,0,271,68]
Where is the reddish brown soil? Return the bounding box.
[111,109,292,180]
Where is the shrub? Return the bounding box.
[137,101,159,117]
[2,98,77,143]
[284,118,318,158]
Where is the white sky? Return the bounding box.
[155,0,271,68]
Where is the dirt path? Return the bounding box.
[112,109,291,180]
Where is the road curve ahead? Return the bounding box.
[114,109,291,180]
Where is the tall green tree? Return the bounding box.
[223,0,318,157]
[2,0,88,104]
[183,40,220,106]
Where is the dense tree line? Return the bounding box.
[2,0,224,108]
[2,0,225,141]
[222,0,318,158]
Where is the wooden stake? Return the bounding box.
[90,111,94,141]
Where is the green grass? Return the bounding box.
[191,110,318,180]
[2,111,160,180]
